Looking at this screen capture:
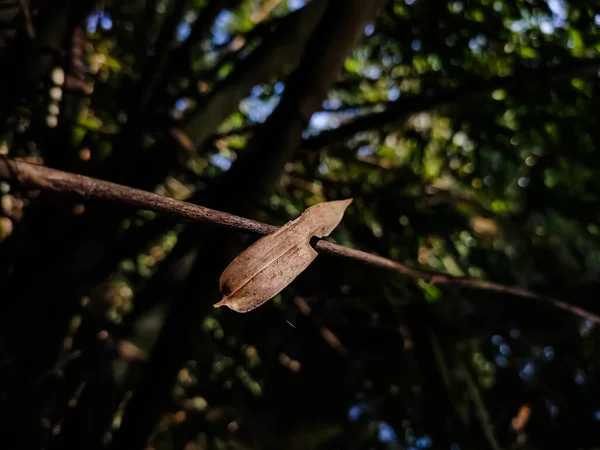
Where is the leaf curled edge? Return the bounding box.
[214,198,353,313]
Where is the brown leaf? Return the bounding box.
[214,199,353,313]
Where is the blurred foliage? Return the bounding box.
[1,0,600,449]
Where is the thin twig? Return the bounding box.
[18,0,36,39]
[456,358,503,450]
[0,155,597,323]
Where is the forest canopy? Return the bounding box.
[1,0,600,449]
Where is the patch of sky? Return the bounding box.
[210,153,232,171]
[357,146,374,157]
[364,24,375,36]
[288,0,306,12]
[309,111,341,131]
[87,11,100,33]
[363,65,381,80]
[251,85,263,98]
[468,35,487,53]
[519,361,535,380]
[175,98,189,112]
[322,98,341,110]
[339,108,362,120]
[540,20,554,34]
[378,422,398,444]
[388,87,400,101]
[416,435,432,449]
[348,402,366,421]
[87,11,112,33]
[539,0,567,34]
[451,2,463,13]
[211,10,233,46]
[510,0,566,34]
[543,346,555,361]
[574,369,586,385]
[176,11,198,43]
[101,14,113,30]
[547,0,567,27]
[239,95,280,123]
[495,355,509,368]
[509,13,529,33]
[177,22,191,42]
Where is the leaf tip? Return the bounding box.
[334,198,353,212]
[213,298,228,309]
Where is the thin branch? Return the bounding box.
[0,155,597,323]
[18,0,35,39]
[182,0,328,149]
[303,56,600,149]
[138,0,188,108]
[456,358,503,450]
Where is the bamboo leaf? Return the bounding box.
[214,199,353,313]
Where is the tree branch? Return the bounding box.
[182,0,328,149]
[303,56,600,149]
[0,155,597,323]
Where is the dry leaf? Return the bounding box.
[214,199,353,313]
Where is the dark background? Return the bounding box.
[1,0,600,449]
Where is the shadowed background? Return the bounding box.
[1,0,600,449]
